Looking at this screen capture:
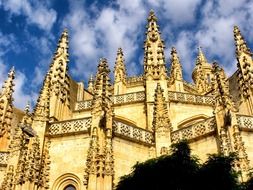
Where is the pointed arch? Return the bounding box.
[177,114,209,129]
[52,173,81,190]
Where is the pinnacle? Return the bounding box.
[196,46,207,65]
[115,47,125,65]
[24,102,31,114]
[170,47,180,61]
[117,47,123,55]
[8,66,15,79]
[171,46,177,54]
[89,74,94,83]
[233,25,240,34]
[148,9,157,22]
[60,28,68,40]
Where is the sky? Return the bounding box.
[0,0,253,109]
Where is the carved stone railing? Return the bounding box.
[47,117,92,136]
[112,91,145,105]
[126,75,144,85]
[171,117,216,143]
[0,151,9,166]
[168,91,214,106]
[237,115,253,130]
[75,100,92,110]
[75,91,146,111]
[113,121,154,145]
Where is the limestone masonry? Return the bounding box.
[0,10,253,190]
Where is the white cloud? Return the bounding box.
[148,0,202,25]
[1,0,57,31]
[0,61,7,85]
[13,71,35,109]
[62,0,147,80]
[162,0,253,80]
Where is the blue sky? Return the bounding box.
[0,0,253,109]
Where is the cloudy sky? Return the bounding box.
[0,0,253,109]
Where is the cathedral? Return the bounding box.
[0,10,253,190]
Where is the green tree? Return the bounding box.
[197,154,240,190]
[116,141,199,190]
[116,141,244,190]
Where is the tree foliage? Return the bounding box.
[116,141,252,190]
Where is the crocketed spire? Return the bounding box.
[0,67,15,137]
[144,10,167,80]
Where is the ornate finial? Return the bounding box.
[88,74,94,93]
[148,9,157,22]
[114,47,126,83]
[170,47,183,81]
[146,10,160,43]
[24,102,30,114]
[89,74,94,84]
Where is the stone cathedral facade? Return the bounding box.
[0,10,253,190]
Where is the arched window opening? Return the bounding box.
[64,184,76,190]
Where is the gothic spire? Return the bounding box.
[234,26,253,100]
[0,66,15,98]
[233,26,251,56]
[144,10,166,80]
[196,47,208,66]
[0,67,15,138]
[212,62,235,111]
[170,47,183,81]
[146,10,160,43]
[49,29,70,100]
[34,73,50,121]
[49,29,69,75]
[114,47,126,84]
[192,47,212,94]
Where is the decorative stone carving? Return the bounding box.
[171,117,216,143]
[38,140,51,189]
[114,48,127,84]
[47,118,91,136]
[168,91,214,105]
[113,121,154,145]
[0,165,15,190]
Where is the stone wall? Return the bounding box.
[48,134,90,190]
